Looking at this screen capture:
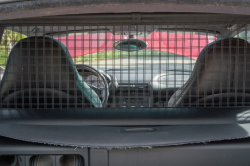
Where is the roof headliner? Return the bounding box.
[1,0,250,21]
[2,13,249,38]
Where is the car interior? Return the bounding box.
[1,19,250,109]
[1,12,250,166]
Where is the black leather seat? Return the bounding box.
[0,36,102,108]
[168,38,250,107]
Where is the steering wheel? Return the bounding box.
[78,65,109,107]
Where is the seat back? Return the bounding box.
[0,36,102,108]
[168,38,250,107]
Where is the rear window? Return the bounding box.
[0,21,249,108]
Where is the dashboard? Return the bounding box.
[76,64,191,108]
[0,64,191,108]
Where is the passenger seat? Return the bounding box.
[168,38,250,107]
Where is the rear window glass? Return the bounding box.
[0,24,248,109]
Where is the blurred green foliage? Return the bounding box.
[0,29,26,68]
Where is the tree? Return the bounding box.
[0,30,26,67]
[1,29,26,48]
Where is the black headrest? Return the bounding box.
[168,38,250,107]
[0,36,100,108]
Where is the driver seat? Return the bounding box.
[0,36,102,108]
[168,38,250,107]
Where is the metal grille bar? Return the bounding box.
[0,23,250,108]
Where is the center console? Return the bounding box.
[115,83,151,107]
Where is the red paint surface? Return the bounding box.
[57,32,210,60]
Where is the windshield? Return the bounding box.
[0,26,223,108]
[55,32,214,83]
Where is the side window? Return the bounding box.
[235,30,250,42]
[0,29,26,68]
[0,29,26,79]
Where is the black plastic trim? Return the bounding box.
[1,1,250,21]
[1,136,250,166]
[0,108,249,126]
